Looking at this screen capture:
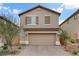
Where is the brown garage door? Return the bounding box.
[28,33,56,45]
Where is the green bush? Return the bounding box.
[72,51,78,55]
[2,44,8,50]
[59,29,71,45]
[0,49,10,56]
[70,39,76,43]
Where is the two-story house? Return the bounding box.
[19,5,60,45]
[60,9,79,40]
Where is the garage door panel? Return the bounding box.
[28,33,56,45]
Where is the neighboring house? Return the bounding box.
[0,16,19,46]
[60,9,79,40]
[19,5,61,45]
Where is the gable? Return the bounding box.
[19,5,60,16]
[21,7,59,16]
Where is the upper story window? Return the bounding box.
[45,16,50,24]
[74,15,77,20]
[25,16,38,25]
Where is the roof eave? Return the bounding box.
[59,9,79,27]
[19,5,61,16]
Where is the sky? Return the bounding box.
[0,3,78,25]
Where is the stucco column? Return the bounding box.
[19,29,25,44]
[55,33,61,45]
[25,32,29,45]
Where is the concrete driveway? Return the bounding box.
[18,45,70,56]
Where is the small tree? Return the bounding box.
[0,17,20,50]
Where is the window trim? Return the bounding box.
[44,15,51,25]
[26,15,38,25]
[27,23,37,25]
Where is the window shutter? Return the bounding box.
[45,16,50,24]
[36,16,38,24]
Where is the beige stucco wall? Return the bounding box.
[60,13,79,39]
[76,13,79,39]
[20,30,58,40]
[19,7,60,45]
[20,8,59,28]
[20,30,59,45]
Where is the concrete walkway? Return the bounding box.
[18,45,71,56]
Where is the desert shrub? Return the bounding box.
[0,48,10,56]
[18,46,22,49]
[59,29,71,46]
[72,50,79,55]
[2,44,8,50]
[70,39,77,43]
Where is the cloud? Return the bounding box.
[3,7,10,10]
[0,4,20,25]
[12,9,21,14]
[59,19,64,24]
[56,7,63,13]
[0,3,4,9]
[64,4,79,9]
[56,4,64,13]
[57,0,79,9]
[0,3,3,6]
[0,3,10,10]
[0,3,21,14]
[52,4,64,13]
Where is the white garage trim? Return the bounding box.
[56,34,60,45]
